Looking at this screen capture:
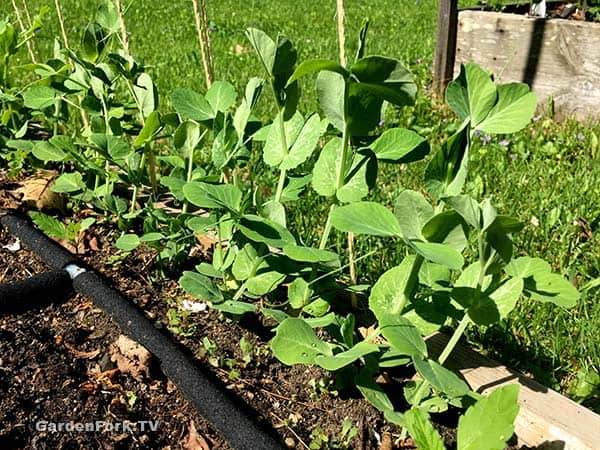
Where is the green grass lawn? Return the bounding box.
[2,0,600,407]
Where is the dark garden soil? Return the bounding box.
[0,171,525,450]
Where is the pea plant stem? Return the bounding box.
[413,231,490,406]
[274,168,287,203]
[183,129,208,214]
[398,254,425,314]
[145,143,158,195]
[438,313,471,365]
[124,78,158,199]
[335,124,350,191]
[318,204,335,250]
[274,109,289,203]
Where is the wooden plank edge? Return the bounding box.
[426,333,600,449]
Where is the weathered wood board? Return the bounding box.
[455,10,600,120]
[426,333,600,449]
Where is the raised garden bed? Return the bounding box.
[455,9,600,119]
[3,209,600,449]
[1,5,598,449]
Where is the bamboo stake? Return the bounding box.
[20,0,33,28]
[10,0,37,63]
[53,0,90,131]
[336,0,357,302]
[114,0,130,53]
[54,0,70,50]
[336,0,347,66]
[191,0,214,88]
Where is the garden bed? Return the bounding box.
[0,191,535,449]
[3,207,600,449]
[1,4,597,448]
[0,204,397,449]
[455,9,600,119]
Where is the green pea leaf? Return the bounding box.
[90,134,131,160]
[380,312,428,358]
[410,241,464,270]
[312,137,373,202]
[231,244,259,281]
[283,245,338,263]
[52,172,85,193]
[279,113,322,170]
[394,190,434,240]
[355,369,404,426]
[446,62,497,126]
[171,88,214,121]
[183,182,242,212]
[413,357,471,398]
[211,300,257,315]
[314,341,379,371]
[490,277,524,319]
[115,233,140,252]
[286,59,349,86]
[270,318,333,365]
[237,214,296,248]
[477,83,537,134]
[525,272,580,308]
[451,287,500,325]
[444,195,481,230]
[205,80,237,113]
[245,28,276,75]
[288,277,312,309]
[262,111,304,167]
[134,110,161,147]
[312,137,340,197]
[174,121,202,159]
[179,271,224,303]
[457,385,519,450]
[133,73,158,118]
[22,85,60,110]
[246,269,286,296]
[32,141,66,162]
[422,211,468,252]
[370,128,429,163]
[139,232,164,243]
[369,256,416,317]
[404,408,445,450]
[350,56,416,107]
[316,70,345,132]
[424,124,470,199]
[505,257,551,278]
[331,202,401,237]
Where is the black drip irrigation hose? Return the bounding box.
[0,214,282,450]
[0,269,74,312]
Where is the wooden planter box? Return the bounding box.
[455,10,600,120]
[427,333,600,449]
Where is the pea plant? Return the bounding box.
[1,4,581,444]
[178,25,430,318]
[266,63,580,447]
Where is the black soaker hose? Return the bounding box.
[0,269,74,312]
[0,214,282,450]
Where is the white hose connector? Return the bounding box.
[64,264,87,280]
